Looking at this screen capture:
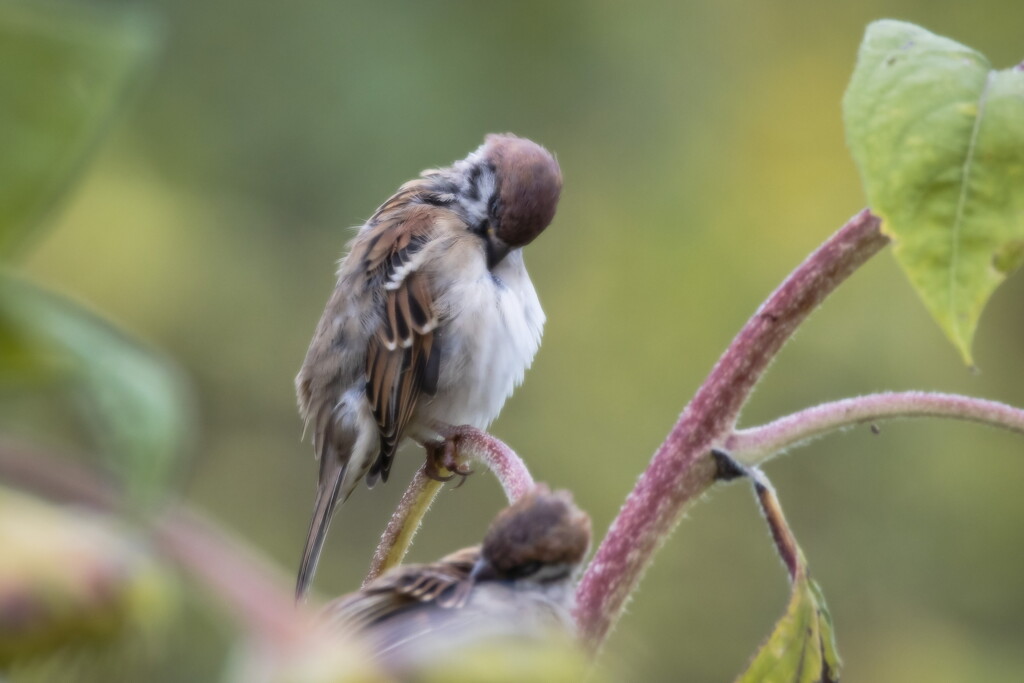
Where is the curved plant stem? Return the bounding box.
[366,425,534,583]
[439,424,535,502]
[154,507,314,644]
[727,391,1024,466]
[574,209,888,651]
[364,466,443,586]
[749,468,800,580]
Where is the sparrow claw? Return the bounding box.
[424,436,474,486]
[451,464,474,489]
[423,464,456,483]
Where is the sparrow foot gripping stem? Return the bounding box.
[423,436,474,487]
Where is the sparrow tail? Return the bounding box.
[295,460,347,600]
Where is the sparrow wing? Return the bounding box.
[374,545,479,608]
[357,198,447,485]
[321,546,480,632]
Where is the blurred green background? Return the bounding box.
[6,0,1024,680]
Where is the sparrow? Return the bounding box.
[319,486,591,669]
[295,134,563,598]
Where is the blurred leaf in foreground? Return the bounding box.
[0,275,191,506]
[0,0,159,259]
[844,20,1024,365]
[224,631,387,683]
[737,470,840,683]
[238,624,595,683]
[0,486,175,670]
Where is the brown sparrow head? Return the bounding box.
[319,486,591,669]
[474,133,563,265]
[471,484,591,585]
[294,135,562,598]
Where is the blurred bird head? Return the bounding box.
[471,485,591,586]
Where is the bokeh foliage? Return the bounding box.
[0,0,157,259]
[0,0,186,507]
[0,1,186,678]
[0,488,175,673]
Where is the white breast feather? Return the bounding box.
[414,248,543,434]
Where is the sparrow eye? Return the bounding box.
[506,560,542,579]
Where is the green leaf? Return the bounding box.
[0,274,191,506]
[0,0,159,259]
[843,20,1024,365]
[738,572,840,683]
[737,473,840,683]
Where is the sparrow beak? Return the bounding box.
[469,557,498,583]
[484,231,511,269]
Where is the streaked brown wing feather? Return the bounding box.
[382,546,477,609]
[356,199,446,485]
[320,546,480,632]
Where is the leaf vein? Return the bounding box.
[949,71,995,343]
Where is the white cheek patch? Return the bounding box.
[454,162,497,228]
